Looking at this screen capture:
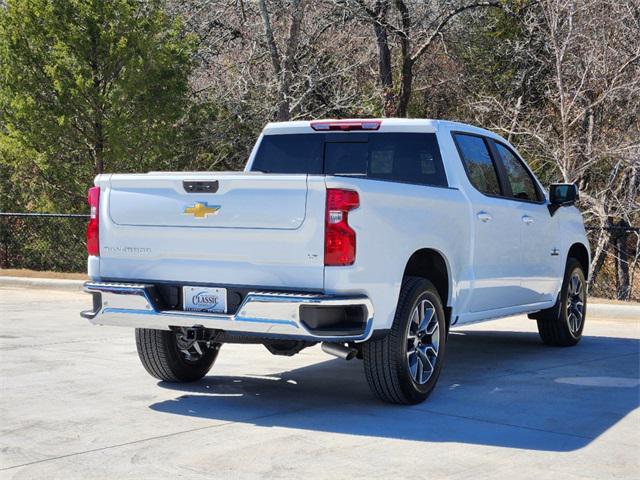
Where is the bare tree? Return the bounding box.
[258,0,307,120]
[171,0,377,128]
[337,0,502,117]
[454,0,639,298]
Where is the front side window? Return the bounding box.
[453,134,501,196]
[494,143,540,202]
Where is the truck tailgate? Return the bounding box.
[96,173,326,290]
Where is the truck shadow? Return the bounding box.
[150,329,639,452]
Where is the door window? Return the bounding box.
[453,134,501,196]
[494,143,541,202]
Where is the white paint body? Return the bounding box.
[88,119,590,336]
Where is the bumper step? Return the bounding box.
[82,282,374,341]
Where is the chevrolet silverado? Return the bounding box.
[81,119,590,404]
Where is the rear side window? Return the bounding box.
[252,134,323,174]
[493,142,541,202]
[453,134,501,196]
[325,133,447,187]
[252,132,447,187]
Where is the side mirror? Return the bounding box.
[548,183,578,215]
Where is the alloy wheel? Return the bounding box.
[566,272,585,335]
[406,299,440,385]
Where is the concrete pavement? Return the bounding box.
[0,286,638,479]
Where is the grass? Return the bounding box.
[0,268,87,280]
[1,268,637,305]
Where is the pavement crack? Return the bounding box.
[0,407,310,472]
[410,407,593,441]
[0,336,130,351]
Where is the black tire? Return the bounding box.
[135,328,220,382]
[363,277,447,404]
[536,257,587,346]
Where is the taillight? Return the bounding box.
[325,189,359,266]
[87,186,100,256]
[310,120,381,131]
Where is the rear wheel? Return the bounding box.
[135,328,220,382]
[536,258,587,346]
[362,277,447,404]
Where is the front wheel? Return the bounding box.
[536,258,587,346]
[362,277,447,404]
[135,328,220,382]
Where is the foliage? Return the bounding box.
[0,0,200,212]
[0,0,637,298]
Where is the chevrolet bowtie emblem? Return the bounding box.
[184,202,220,218]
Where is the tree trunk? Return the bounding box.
[613,221,631,300]
[393,0,412,117]
[589,228,610,286]
[89,15,104,174]
[372,1,394,117]
[395,57,413,117]
[258,0,281,75]
[94,121,104,174]
[276,0,305,121]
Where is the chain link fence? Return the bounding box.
[0,212,638,301]
[0,213,89,273]
[586,225,639,301]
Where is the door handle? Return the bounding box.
[522,215,534,225]
[477,212,492,223]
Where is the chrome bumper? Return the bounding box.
[81,282,374,342]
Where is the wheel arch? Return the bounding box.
[568,242,590,280]
[402,248,452,326]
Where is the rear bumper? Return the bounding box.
[81,282,374,342]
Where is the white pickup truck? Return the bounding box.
[81,119,590,404]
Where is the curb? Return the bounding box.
[588,303,639,321]
[0,276,638,320]
[0,276,85,291]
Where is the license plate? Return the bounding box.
[183,286,227,313]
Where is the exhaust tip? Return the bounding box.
[321,342,358,360]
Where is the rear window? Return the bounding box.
[251,132,447,187]
[252,134,323,174]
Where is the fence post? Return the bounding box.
[0,216,9,269]
[613,221,632,300]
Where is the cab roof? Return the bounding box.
[262,118,501,141]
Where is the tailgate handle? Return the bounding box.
[183,180,219,193]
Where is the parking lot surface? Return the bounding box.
[1,286,638,479]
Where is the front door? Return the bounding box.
[518,202,561,303]
[490,140,561,305]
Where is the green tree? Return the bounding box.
[0,0,197,212]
